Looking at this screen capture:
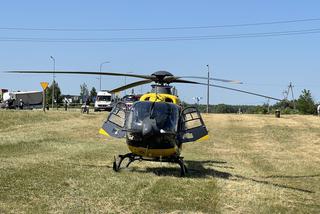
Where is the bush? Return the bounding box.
[296,89,317,114]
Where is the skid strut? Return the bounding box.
[112,153,188,177]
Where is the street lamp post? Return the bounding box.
[50,56,55,109]
[193,96,202,105]
[206,64,210,113]
[99,61,110,91]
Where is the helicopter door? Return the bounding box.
[179,107,209,143]
[100,102,127,138]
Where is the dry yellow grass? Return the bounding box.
[0,110,319,213]
[198,114,320,213]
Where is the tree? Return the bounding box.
[214,104,232,113]
[296,89,316,114]
[89,87,97,103]
[272,99,298,114]
[80,83,89,103]
[46,81,62,105]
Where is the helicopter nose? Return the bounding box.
[142,118,158,136]
[142,122,152,136]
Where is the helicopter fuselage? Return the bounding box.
[122,94,182,158]
[100,90,208,162]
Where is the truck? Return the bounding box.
[1,91,42,109]
[94,91,113,111]
[0,89,9,102]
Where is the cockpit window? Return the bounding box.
[123,95,139,102]
[127,101,179,132]
[97,96,111,101]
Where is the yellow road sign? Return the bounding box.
[40,82,49,90]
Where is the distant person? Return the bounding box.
[81,99,90,114]
[4,100,9,109]
[64,98,69,111]
[8,98,15,109]
[317,104,320,116]
[85,99,90,114]
[19,99,24,110]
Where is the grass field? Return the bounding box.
[0,110,319,213]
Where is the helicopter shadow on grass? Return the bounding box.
[65,160,315,194]
[131,160,315,194]
[65,162,113,169]
[262,174,320,179]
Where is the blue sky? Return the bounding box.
[0,0,319,105]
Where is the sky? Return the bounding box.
[0,0,319,105]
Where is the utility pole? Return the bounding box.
[50,56,55,109]
[284,82,296,110]
[99,61,110,91]
[289,82,296,110]
[206,64,210,113]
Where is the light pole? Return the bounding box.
[50,56,55,109]
[99,61,110,91]
[206,64,210,113]
[193,96,203,105]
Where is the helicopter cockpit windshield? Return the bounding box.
[127,101,179,133]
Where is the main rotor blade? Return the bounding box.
[109,79,153,93]
[7,70,154,80]
[172,79,201,84]
[7,70,280,101]
[180,76,243,84]
[208,83,282,101]
[174,79,282,101]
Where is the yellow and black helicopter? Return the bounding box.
[8,70,282,176]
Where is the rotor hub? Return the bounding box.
[151,71,174,84]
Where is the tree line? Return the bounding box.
[46,82,97,106]
[184,89,319,115]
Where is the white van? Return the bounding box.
[94,91,113,111]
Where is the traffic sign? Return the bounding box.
[40,82,49,90]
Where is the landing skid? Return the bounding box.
[112,153,188,177]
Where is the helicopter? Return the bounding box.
[8,70,282,176]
